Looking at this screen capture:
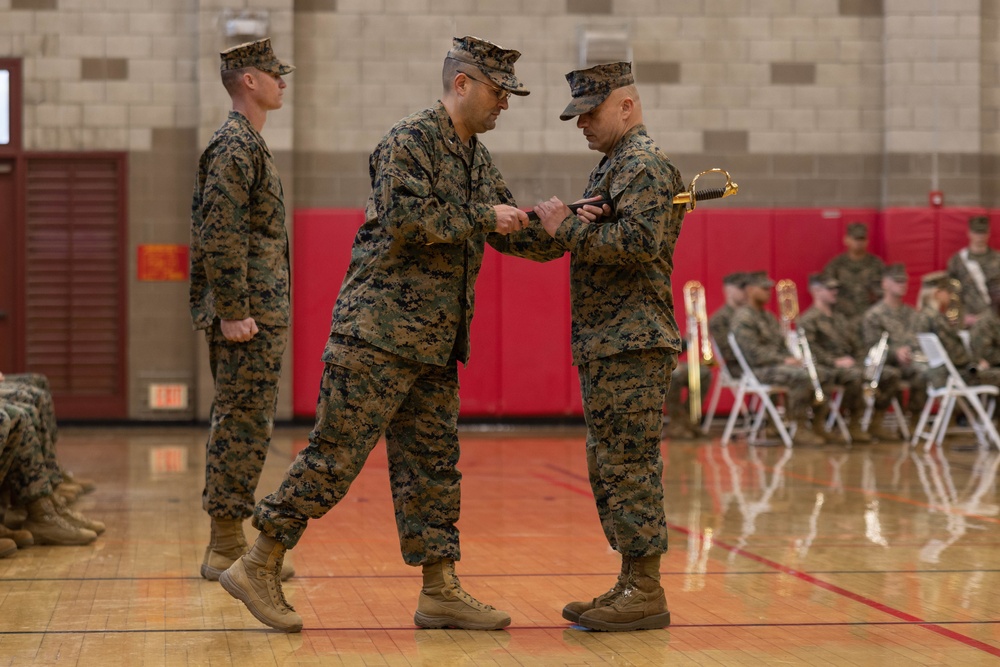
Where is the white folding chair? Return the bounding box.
[911,333,1000,451]
[701,337,749,434]
[723,333,793,447]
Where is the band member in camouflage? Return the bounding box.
[822,222,884,331]
[731,271,832,446]
[222,36,556,634]
[861,263,929,417]
[709,272,750,379]
[946,215,1000,326]
[533,61,681,632]
[189,38,295,582]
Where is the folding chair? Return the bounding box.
[723,333,793,447]
[911,332,1000,451]
[701,337,748,434]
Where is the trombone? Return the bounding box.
[683,280,714,424]
[776,279,824,405]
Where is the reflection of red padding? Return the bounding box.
[292,206,999,419]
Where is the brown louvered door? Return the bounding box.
[24,154,127,419]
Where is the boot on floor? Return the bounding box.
[219,534,302,633]
[201,518,294,582]
[563,556,632,623]
[577,555,671,631]
[414,559,510,630]
[23,496,97,545]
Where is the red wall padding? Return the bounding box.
[292,207,998,419]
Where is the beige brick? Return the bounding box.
[34,103,82,127]
[61,35,106,58]
[106,81,153,104]
[128,105,174,128]
[83,103,127,127]
[771,62,817,85]
[129,12,178,34]
[336,0,384,12]
[726,108,771,130]
[81,57,129,81]
[107,35,153,58]
[81,12,129,35]
[30,57,82,81]
[129,127,153,151]
[749,40,794,62]
[0,12,34,35]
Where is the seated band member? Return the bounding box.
[730,271,830,446]
[799,273,901,442]
[861,263,929,419]
[946,215,1000,327]
[708,271,749,378]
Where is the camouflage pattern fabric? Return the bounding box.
[560,61,634,120]
[578,349,674,557]
[971,309,1000,366]
[708,303,741,378]
[946,247,1000,317]
[190,110,290,330]
[220,38,294,76]
[822,252,885,324]
[330,101,559,367]
[552,124,685,365]
[918,307,1000,390]
[798,306,868,413]
[0,379,61,484]
[0,403,54,505]
[202,321,287,520]
[730,305,829,420]
[446,36,529,95]
[254,336,462,565]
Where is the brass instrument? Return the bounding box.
[683,280,714,424]
[863,331,890,400]
[672,168,739,211]
[776,279,824,404]
[945,277,963,327]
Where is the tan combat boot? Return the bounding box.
[847,415,872,444]
[791,422,826,447]
[202,519,295,582]
[62,471,97,494]
[219,534,302,633]
[0,537,15,558]
[23,496,97,545]
[0,523,34,548]
[414,559,511,630]
[562,556,632,623]
[51,493,105,534]
[577,555,671,631]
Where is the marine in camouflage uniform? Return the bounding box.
[822,222,884,332]
[730,271,832,445]
[0,402,101,545]
[970,306,1000,368]
[708,272,750,379]
[860,263,929,416]
[189,39,295,581]
[946,215,1000,325]
[916,272,1000,390]
[225,36,550,633]
[531,62,682,632]
[799,273,901,441]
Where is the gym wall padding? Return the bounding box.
[292,207,998,419]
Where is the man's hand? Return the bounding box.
[896,345,913,366]
[571,195,611,223]
[493,205,530,235]
[221,317,259,342]
[532,197,572,238]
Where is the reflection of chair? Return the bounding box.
[911,333,1000,451]
[701,338,747,434]
[723,333,793,447]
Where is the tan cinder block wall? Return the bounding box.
[3,0,1000,421]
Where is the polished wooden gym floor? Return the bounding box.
[1,424,998,666]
